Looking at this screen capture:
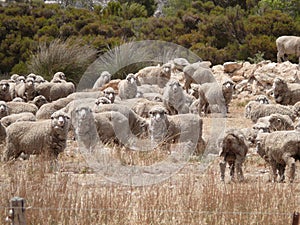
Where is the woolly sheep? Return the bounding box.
[3,110,70,161]
[218,128,248,182]
[6,102,38,115]
[183,62,215,92]
[272,77,300,105]
[245,101,295,123]
[94,101,148,137]
[67,91,103,100]
[103,87,116,103]
[36,97,72,120]
[254,95,270,104]
[118,73,138,100]
[256,130,300,183]
[148,106,205,155]
[255,113,294,132]
[0,101,8,119]
[1,112,36,127]
[93,71,112,89]
[135,63,172,88]
[15,77,36,101]
[0,80,14,101]
[163,79,188,115]
[276,36,300,64]
[49,82,75,101]
[29,95,48,109]
[51,71,66,83]
[131,98,164,118]
[35,82,55,101]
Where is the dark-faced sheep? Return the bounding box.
[218,129,248,182]
[3,110,70,161]
[148,106,205,155]
[256,130,300,183]
[276,36,300,64]
[93,71,112,89]
[118,73,138,100]
[272,77,300,105]
[163,79,188,115]
[245,101,295,123]
[135,63,172,88]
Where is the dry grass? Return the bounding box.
[0,100,299,224]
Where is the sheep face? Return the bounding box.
[95,97,111,106]
[167,80,182,94]
[72,107,94,135]
[0,101,8,118]
[222,80,234,91]
[16,76,25,84]
[148,106,169,142]
[255,95,269,104]
[103,87,115,103]
[33,95,48,108]
[125,73,137,84]
[51,111,70,134]
[100,71,111,83]
[0,82,9,92]
[162,63,171,75]
[54,72,66,81]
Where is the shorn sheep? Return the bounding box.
[163,79,188,115]
[272,77,300,105]
[148,106,205,155]
[245,101,295,123]
[3,110,70,161]
[218,128,248,182]
[118,73,138,100]
[256,130,300,183]
[276,36,300,64]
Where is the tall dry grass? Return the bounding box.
[0,154,299,225]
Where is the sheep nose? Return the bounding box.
[130,78,135,84]
[58,116,65,126]
[109,93,114,99]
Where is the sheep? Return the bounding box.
[94,100,148,137]
[221,79,235,112]
[135,63,172,88]
[256,130,300,183]
[67,91,103,100]
[71,106,99,150]
[0,80,14,101]
[183,62,216,92]
[162,79,188,115]
[131,98,164,118]
[137,84,163,95]
[0,101,9,119]
[35,82,55,101]
[276,36,300,64]
[6,102,38,115]
[255,113,294,132]
[12,97,25,102]
[51,71,66,83]
[118,73,138,100]
[93,71,112,89]
[293,101,300,117]
[272,77,300,105]
[3,110,70,161]
[218,128,248,182]
[36,97,72,120]
[254,95,270,104]
[103,87,116,103]
[15,77,36,101]
[49,81,75,101]
[1,112,36,127]
[0,121,6,144]
[148,106,205,155]
[245,101,295,123]
[197,82,227,116]
[29,95,48,109]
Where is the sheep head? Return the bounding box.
[148,106,169,142]
[103,87,115,103]
[51,110,70,135]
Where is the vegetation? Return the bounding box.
[0,0,299,82]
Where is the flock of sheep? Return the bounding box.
[0,35,299,184]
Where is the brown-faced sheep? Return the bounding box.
[245,101,295,123]
[148,106,205,155]
[218,128,248,182]
[272,77,300,105]
[93,71,112,89]
[118,73,138,100]
[163,79,188,115]
[1,112,36,127]
[135,63,172,88]
[276,36,300,64]
[256,130,300,183]
[3,110,70,161]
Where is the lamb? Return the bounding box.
[272,77,300,105]
[36,97,72,120]
[183,62,216,92]
[256,130,300,183]
[148,106,205,155]
[218,128,248,182]
[163,79,188,115]
[94,100,148,137]
[197,82,227,116]
[6,102,38,115]
[93,71,112,89]
[0,101,9,119]
[3,110,70,161]
[135,63,172,88]
[276,36,300,64]
[245,101,295,123]
[1,112,36,127]
[118,73,138,100]
[255,113,294,132]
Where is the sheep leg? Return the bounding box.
[235,162,244,182]
[270,160,278,182]
[219,160,226,181]
[229,161,235,181]
[2,143,21,161]
[277,52,284,63]
[282,153,296,183]
[277,164,286,183]
[184,78,191,93]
